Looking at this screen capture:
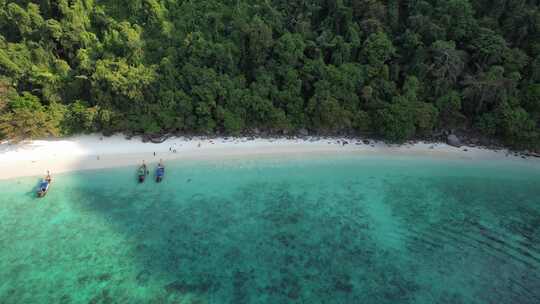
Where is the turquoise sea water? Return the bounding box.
[1,155,540,304]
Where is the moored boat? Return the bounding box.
[138,161,148,183]
[156,160,165,183]
[37,171,52,198]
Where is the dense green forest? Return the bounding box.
[0,0,539,149]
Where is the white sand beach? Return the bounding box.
[0,134,537,180]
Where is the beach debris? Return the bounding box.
[363,139,370,145]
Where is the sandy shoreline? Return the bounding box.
[0,134,538,180]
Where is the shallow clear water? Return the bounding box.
[1,155,540,304]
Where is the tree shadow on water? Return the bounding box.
[67,172,423,304]
[5,165,540,304]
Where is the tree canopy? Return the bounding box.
[0,0,539,149]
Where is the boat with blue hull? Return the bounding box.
[156,161,165,183]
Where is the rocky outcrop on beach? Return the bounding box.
[525,151,540,158]
[447,134,462,147]
[142,134,172,144]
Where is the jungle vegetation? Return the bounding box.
[0,0,539,149]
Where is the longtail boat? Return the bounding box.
[138,163,148,183]
[156,161,165,183]
[37,173,52,198]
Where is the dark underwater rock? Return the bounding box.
[96,273,112,282]
[334,276,353,293]
[88,289,113,304]
[165,279,212,294]
[136,270,151,285]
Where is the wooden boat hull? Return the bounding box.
[37,183,50,198]
[156,167,165,183]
